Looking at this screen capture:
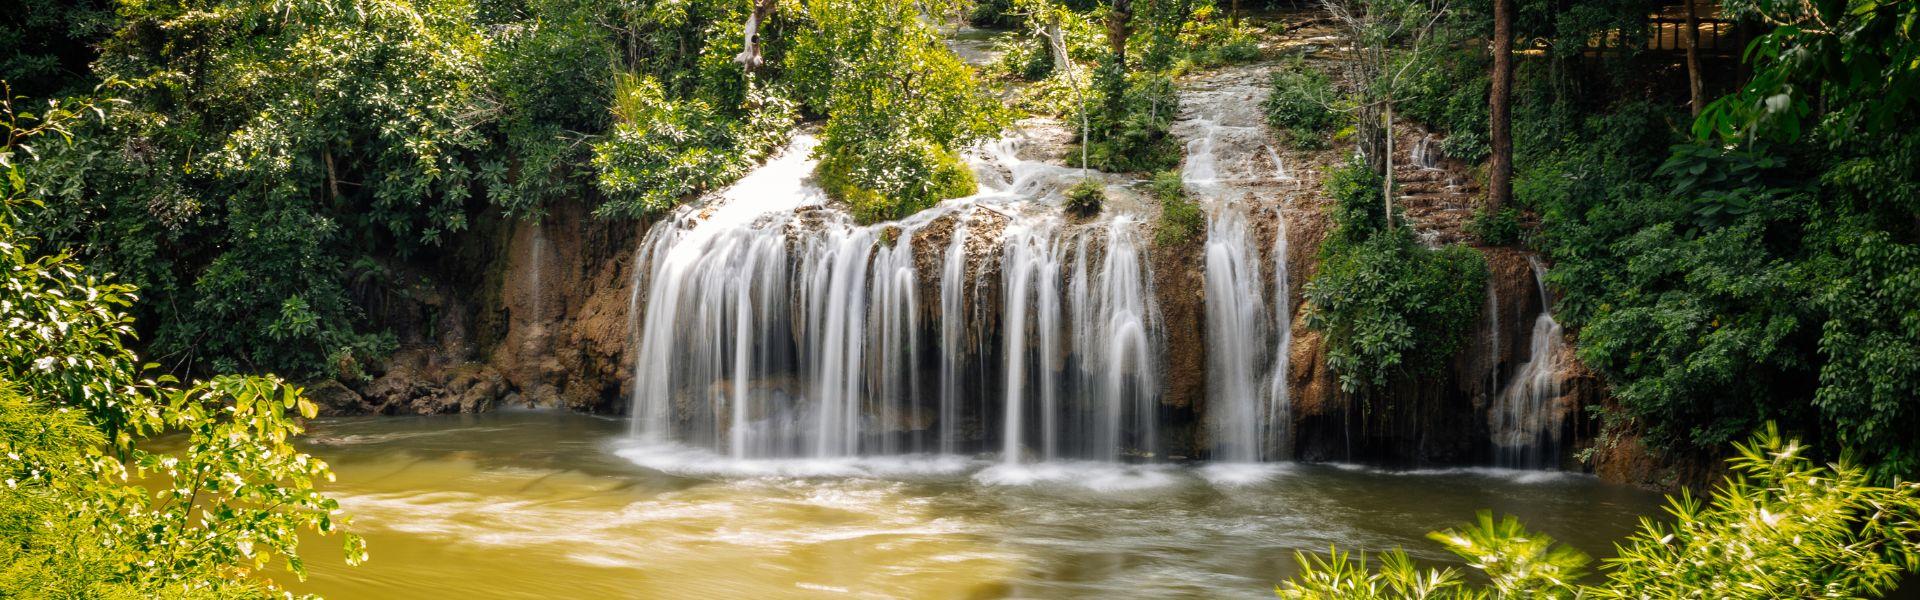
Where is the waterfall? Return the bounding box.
[1489,258,1568,469]
[1267,209,1293,460]
[528,222,547,323]
[1187,107,1295,463]
[937,218,969,455]
[1202,206,1271,462]
[628,132,1167,463]
[1411,135,1441,170]
[1070,217,1163,461]
[1265,145,1290,181]
[998,219,1061,464]
[870,230,919,455]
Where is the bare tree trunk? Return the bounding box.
[1043,13,1090,172]
[1684,0,1705,117]
[734,0,780,72]
[1044,15,1069,74]
[1488,0,1514,212]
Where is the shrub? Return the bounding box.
[1397,47,1491,163]
[1468,205,1521,246]
[1304,158,1485,392]
[1065,178,1105,217]
[791,0,1006,223]
[1304,230,1488,392]
[1080,71,1183,173]
[1279,426,1920,598]
[1264,60,1344,150]
[1151,170,1203,246]
[2,97,360,597]
[819,136,978,224]
[591,74,795,218]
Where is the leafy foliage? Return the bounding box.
[1081,71,1183,173]
[790,0,1006,224]
[1065,177,1106,217]
[2,90,359,599]
[1466,205,1520,246]
[0,0,115,98]
[1263,59,1345,150]
[1504,1,1920,473]
[1304,159,1487,392]
[591,74,793,218]
[1151,170,1203,246]
[1278,427,1920,598]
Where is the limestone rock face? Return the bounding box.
[325,198,647,416]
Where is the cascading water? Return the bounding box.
[1266,209,1293,461]
[627,131,1166,464]
[1202,206,1271,462]
[1411,135,1441,170]
[1186,107,1296,463]
[1067,217,1164,462]
[937,219,970,455]
[1489,258,1568,469]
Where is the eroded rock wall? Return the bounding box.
[317,199,646,416]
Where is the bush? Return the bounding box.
[968,0,1020,28]
[819,136,978,224]
[1468,205,1521,245]
[1304,230,1488,392]
[1397,47,1491,163]
[2,98,361,597]
[591,74,795,218]
[1304,158,1485,392]
[1279,426,1920,598]
[1264,60,1344,150]
[1082,72,1182,173]
[1151,170,1203,246]
[1322,156,1391,243]
[791,0,1006,223]
[1064,178,1105,217]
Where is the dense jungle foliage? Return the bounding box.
[1272,0,1920,480]
[2,92,358,599]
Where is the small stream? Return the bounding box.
[292,413,1660,599]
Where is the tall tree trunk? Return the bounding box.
[1488,0,1514,213]
[734,0,780,72]
[1684,0,1705,116]
[1107,0,1133,66]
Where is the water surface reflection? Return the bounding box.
[292,412,1659,599]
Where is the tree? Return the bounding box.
[1322,0,1452,228]
[1487,0,1513,212]
[2,83,363,598]
[1682,0,1704,116]
[734,0,781,72]
[789,0,1007,222]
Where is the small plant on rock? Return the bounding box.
[1065,178,1105,217]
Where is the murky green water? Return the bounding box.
[289,412,1660,599]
